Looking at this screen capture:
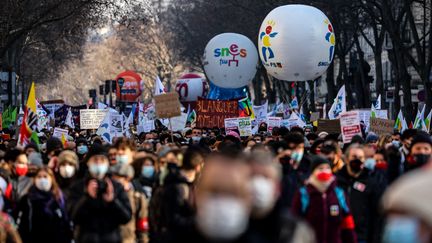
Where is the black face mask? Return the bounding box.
[413,154,430,167]
[349,159,363,173]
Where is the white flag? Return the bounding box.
[65,108,75,129]
[375,94,382,109]
[154,76,166,95]
[328,85,346,120]
[413,105,426,129]
[96,112,112,143]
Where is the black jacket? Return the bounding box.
[17,186,72,243]
[280,155,311,207]
[68,175,132,243]
[149,169,195,243]
[336,166,384,243]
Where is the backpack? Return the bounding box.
[299,186,349,215]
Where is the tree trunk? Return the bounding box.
[374,47,385,107]
[326,62,336,104]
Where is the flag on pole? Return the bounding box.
[394,110,404,131]
[18,82,38,146]
[371,104,377,118]
[154,76,166,95]
[322,103,327,119]
[375,94,382,109]
[413,105,426,130]
[402,117,408,132]
[238,96,255,119]
[425,109,432,132]
[290,97,299,110]
[124,104,136,138]
[328,85,346,120]
[65,108,75,129]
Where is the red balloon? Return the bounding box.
[115,70,143,102]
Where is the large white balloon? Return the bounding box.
[203,33,258,88]
[258,5,335,81]
[175,73,209,102]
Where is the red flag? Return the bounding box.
[18,107,33,147]
[409,121,413,129]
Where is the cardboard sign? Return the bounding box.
[340,111,362,143]
[317,119,341,134]
[53,127,69,139]
[154,92,181,119]
[370,118,395,136]
[196,98,238,128]
[267,117,282,132]
[358,109,388,128]
[80,109,109,129]
[310,112,321,122]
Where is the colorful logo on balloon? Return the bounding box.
[214,44,247,67]
[325,19,335,62]
[260,21,283,68]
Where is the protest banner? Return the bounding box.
[358,109,388,128]
[370,117,395,136]
[340,111,362,143]
[238,117,252,137]
[196,98,238,128]
[154,92,181,118]
[224,118,239,134]
[253,102,268,125]
[109,114,124,137]
[170,113,188,131]
[267,117,282,132]
[80,109,109,129]
[53,127,69,139]
[317,119,341,134]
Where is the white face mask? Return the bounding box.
[197,196,249,241]
[59,165,76,178]
[35,178,52,192]
[251,176,276,216]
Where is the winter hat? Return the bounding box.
[158,146,172,158]
[366,133,379,143]
[382,169,432,227]
[28,152,43,167]
[110,164,134,179]
[46,137,63,154]
[410,132,432,152]
[58,150,79,169]
[309,156,331,173]
[227,131,241,140]
[85,144,108,162]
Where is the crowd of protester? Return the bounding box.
[0,121,431,243]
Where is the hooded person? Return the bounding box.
[404,132,432,172]
[292,156,357,243]
[67,144,132,243]
[381,169,432,243]
[16,167,72,243]
[55,150,79,196]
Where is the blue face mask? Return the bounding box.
[364,158,376,170]
[383,216,421,243]
[142,166,155,178]
[392,141,401,148]
[116,155,129,165]
[77,145,88,155]
[89,163,109,179]
[291,151,304,163]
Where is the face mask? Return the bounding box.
[141,166,155,178]
[251,176,276,215]
[291,151,303,163]
[392,141,401,148]
[316,171,333,182]
[412,154,430,167]
[15,164,28,177]
[116,155,129,165]
[77,145,88,155]
[197,196,249,241]
[364,158,376,170]
[349,159,363,173]
[192,136,201,143]
[59,165,76,178]
[88,163,109,179]
[35,178,52,192]
[383,216,422,243]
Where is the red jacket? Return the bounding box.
[291,180,357,243]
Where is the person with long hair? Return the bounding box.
[16,167,72,243]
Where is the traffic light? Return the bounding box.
[99,85,105,96]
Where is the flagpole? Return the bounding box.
[169,118,174,143]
